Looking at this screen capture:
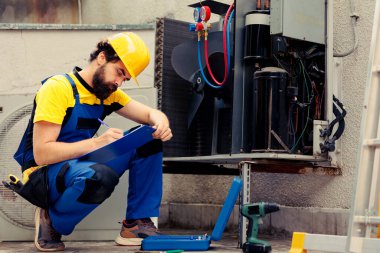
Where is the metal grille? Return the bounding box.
[154,17,164,110]
[0,104,34,229]
[154,18,196,157]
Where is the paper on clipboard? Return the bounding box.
[79,125,155,163]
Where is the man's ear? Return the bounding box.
[96,51,107,65]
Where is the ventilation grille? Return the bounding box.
[154,18,196,157]
[154,17,164,110]
[0,104,34,229]
[154,17,234,157]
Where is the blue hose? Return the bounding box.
[198,40,222,89]
[197,8,235,89]
[227,9,234,72]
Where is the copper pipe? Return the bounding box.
[256,0,261,10]
[264,0,270,10]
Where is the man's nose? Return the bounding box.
[115,78,123,87]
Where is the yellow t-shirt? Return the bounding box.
[34,72,131,124]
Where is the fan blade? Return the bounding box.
[171,31,225,82]
[188,89,204,129]
[187,71,206,128]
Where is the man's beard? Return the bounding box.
[92,64,118,100]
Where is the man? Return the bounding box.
[13,32,172,252]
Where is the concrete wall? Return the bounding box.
[0,0,377,234]
[0,29,155,95]
[80,0,228,25]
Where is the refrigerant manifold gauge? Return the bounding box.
[193,7,201,22]
[200,6,211,21]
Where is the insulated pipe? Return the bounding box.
[256,0,261,10]
[264,0,270,10]
[77,0,82,24]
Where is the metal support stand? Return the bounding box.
[239,162,251,247]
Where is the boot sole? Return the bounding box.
[34,208,65,252]
[115,235,143,246]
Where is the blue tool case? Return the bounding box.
[141,177,243,251]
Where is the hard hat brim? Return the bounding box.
[119,58,139,86]
[108,32,149,87]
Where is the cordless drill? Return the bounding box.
[241,202,280,253]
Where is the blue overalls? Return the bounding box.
[14,74,163,235]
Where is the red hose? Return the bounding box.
[204,2,234,86]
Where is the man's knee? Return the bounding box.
[77,164,119,204]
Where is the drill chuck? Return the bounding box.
[245,202,280,216]
[263,203,280,214]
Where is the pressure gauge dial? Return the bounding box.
[193,7,201,22]
[200,6,211,21]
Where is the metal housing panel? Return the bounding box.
[269,0,283,35]
[271,0,325,44]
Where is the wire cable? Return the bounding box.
[333,0,359,57]
[291,59,312,152]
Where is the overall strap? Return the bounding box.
[63,74,80,102]
[64,73,104,105]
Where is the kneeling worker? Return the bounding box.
[13,32,172,251]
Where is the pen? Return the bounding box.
[97,118,110,128]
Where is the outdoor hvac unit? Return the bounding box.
[0,87,156,241]
[155,0,344,169]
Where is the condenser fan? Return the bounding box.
[0,103,35,229]
[171,31,232,127]
[171,31,225,84]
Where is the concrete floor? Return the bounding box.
[0,228,293,253]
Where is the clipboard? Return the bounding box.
[79,125,155,163]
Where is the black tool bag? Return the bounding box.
[2,166,49,209]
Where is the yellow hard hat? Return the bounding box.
[108,32,150,85]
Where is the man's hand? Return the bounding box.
[33,122,124,165]
[116,99,173,142]
[94,128,124,147]
[150,110,173,142]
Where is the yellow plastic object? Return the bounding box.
[7,174,23,188]
[22,166,43,184]
[378,196,380,238]
[289,232,307,253]
[108,32,150,86]
[8,174,21,184]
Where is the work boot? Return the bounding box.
[115,218,162,246]
[34,207,65,252]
